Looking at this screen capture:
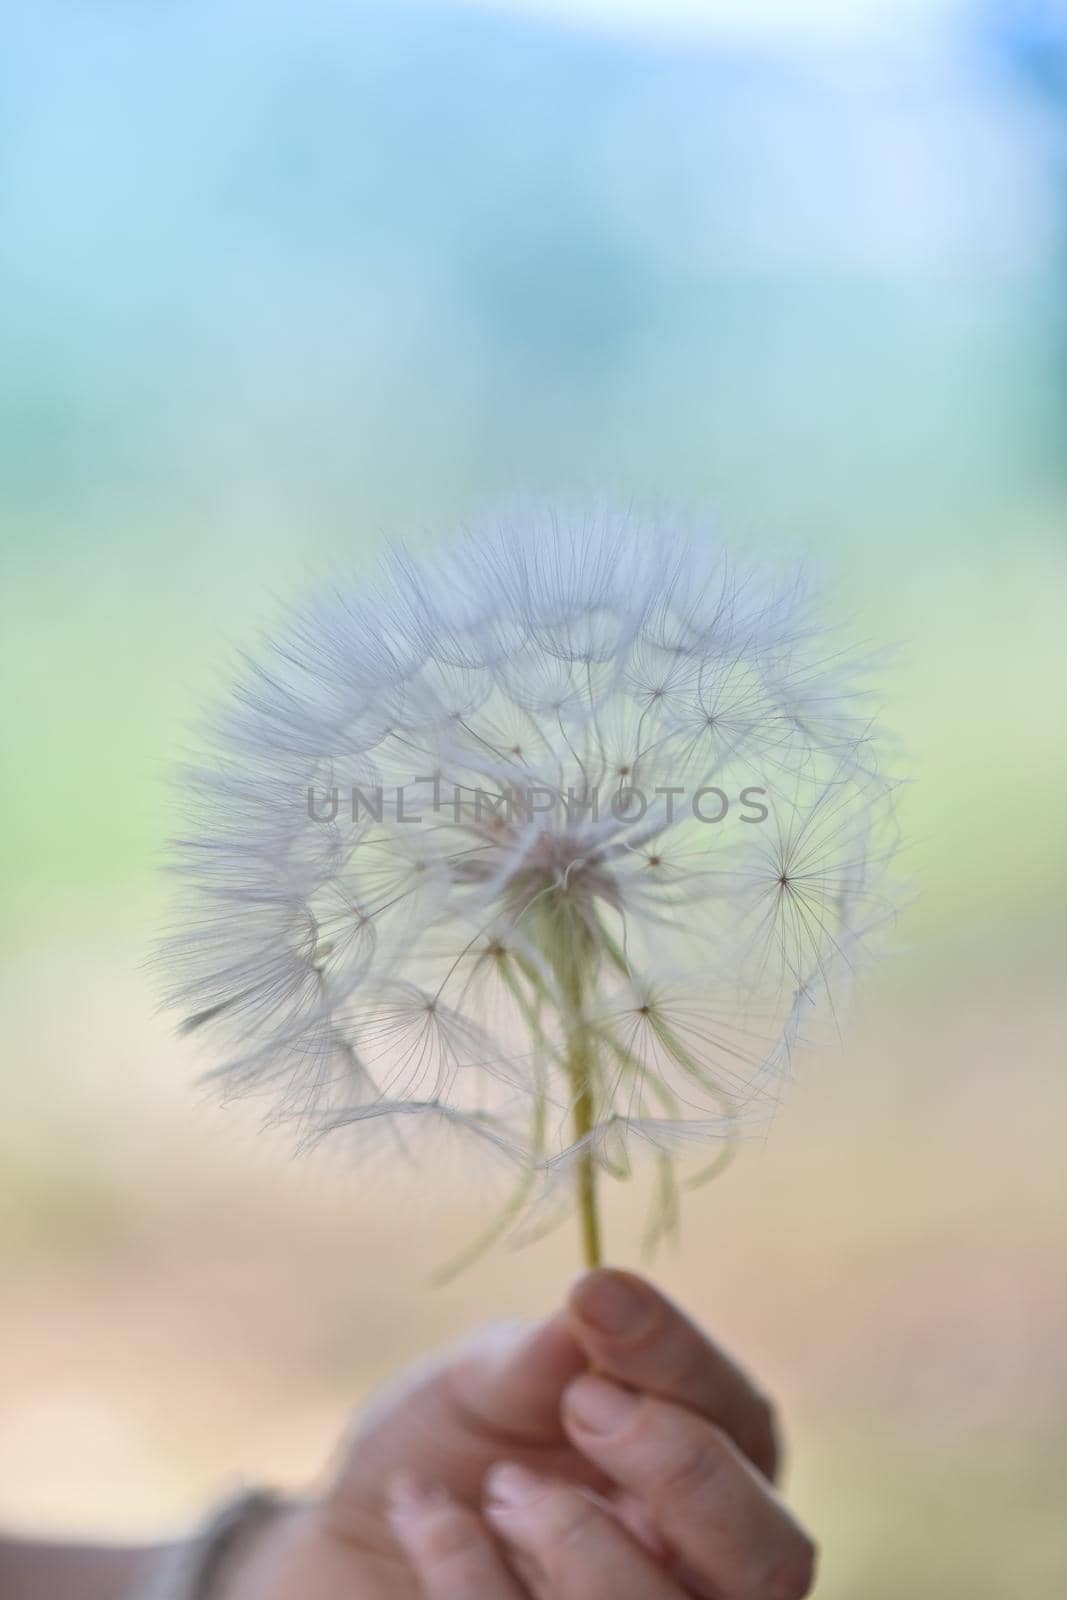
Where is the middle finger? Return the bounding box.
[561,1376,816,1600]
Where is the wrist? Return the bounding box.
[215,1496,390,1600]
[127,1490,290,1600]
[208,1497,313,1600]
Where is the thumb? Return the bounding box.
[448,1312,586,1443]
[331,1307,590,1522]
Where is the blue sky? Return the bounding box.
[439,0,960,39]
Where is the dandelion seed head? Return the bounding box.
[161,503,899,1256]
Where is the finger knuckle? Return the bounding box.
[419,1504,485,1565]
[748,1390,781,1475]
[764,1533,818,1600]
[538,1485,597,1553]
[650,1425,725,1513]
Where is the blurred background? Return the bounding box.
[2,0,1066,1593]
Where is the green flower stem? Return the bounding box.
[524,891,604,1269]
[565,1017,602,1268]
[555,924,602,1269]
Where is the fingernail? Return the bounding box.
[572,1270,656,1337]
[564,1375,640,1434]
[485,1461,545,1510]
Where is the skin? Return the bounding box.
[0,1271,815,1600]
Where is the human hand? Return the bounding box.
[221,1270,815,1600]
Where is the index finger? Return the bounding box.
[567,1270,779,1480]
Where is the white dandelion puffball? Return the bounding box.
[164,505,897,1266]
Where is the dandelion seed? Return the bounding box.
[161,504,898,1270]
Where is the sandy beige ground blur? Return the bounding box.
[2,905,1064,1597]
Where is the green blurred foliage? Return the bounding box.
[2,0,1065,928]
